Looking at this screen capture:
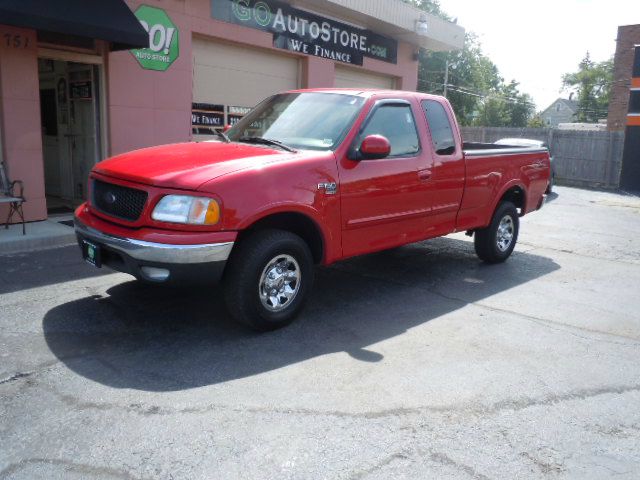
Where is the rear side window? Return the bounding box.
[361,104,420,157]
[422,100,456,155]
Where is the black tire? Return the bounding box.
[223,229,314,331]
[474,202,519,264]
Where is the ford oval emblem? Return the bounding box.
[104,192,117,204]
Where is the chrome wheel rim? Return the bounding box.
[496,215,515,252]
[258,254,301,312]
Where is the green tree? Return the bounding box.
[476,98,508,127]
[527,114,547,128]
[562,53,613,123]
[405,1,535,127]
[473,87,533,127]
[501,80,535,127]
[419,34,505,125]
[402,0,450,19]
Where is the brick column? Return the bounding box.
[619,46,640,190]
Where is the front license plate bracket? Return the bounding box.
[83,240,102,268]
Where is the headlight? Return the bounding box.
[152,195,220,225]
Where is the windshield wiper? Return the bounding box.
[215,130,231,143]
[238,136,296,152]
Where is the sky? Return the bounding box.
[439,0,640,111]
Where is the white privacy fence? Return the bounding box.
[461,127,625,189]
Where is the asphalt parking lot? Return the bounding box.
[1,185,640,479]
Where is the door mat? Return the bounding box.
[48,206,74,214]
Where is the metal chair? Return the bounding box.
[0,160,26,235]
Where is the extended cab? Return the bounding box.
[75,89,550,330]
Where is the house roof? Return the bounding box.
[541,98,579,116]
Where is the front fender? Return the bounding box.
[237,202,325,230]
[198,152,342,263]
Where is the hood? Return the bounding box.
[93,141,307,190]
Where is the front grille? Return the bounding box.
[92,179,148,221]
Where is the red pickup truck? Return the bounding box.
[75,89,550,330]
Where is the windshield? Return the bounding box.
[227,92,366,151]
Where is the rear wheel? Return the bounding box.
[223,229,314,331]
[474,202,519,264]
[546,173,555,194]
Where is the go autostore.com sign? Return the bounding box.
[211,0,398,66]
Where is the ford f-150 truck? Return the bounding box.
[75,89,550,331]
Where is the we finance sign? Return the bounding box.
[211,0,397,66]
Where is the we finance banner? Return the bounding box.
[211,0,398,66]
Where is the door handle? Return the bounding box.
[418,169,432,181]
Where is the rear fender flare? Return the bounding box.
[489,181,527,219]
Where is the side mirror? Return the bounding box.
[435,145,455,156]
[223,124,232,133]
[358,134,391,160]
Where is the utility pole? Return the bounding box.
[443,60,449,97]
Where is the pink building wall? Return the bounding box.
[0,26,47,222]
[109,0,419,155]
[108,1,194,157]
[1,0,418,222]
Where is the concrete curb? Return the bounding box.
[0,233,77,255]
[0,217,77,255]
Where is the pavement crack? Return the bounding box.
[428,451,492,480]
[518,241,640,266]
[482,384,640,415]
[329,264,640,345]
[0,457,151,480]
[41,377,640,422]
[348,450,412,479]
[466,300,640,345]
[439,293,640,345]
[0,371,34,385]
[0,353,117,390]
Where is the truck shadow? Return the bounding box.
[0,245,111,295]
[42,236,560,391]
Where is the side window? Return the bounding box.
[422,100,456,155]
[361,104,420,157]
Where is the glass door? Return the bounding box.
[38,58,102,211]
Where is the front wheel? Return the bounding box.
[223,229,314,331]
[474,202,519,264]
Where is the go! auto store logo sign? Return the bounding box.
[130,5,179,71]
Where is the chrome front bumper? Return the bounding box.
[74,217,234,283]
[74,219,234,264]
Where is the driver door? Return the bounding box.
[338,99,432,258]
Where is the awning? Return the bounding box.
[0,0,148,51]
